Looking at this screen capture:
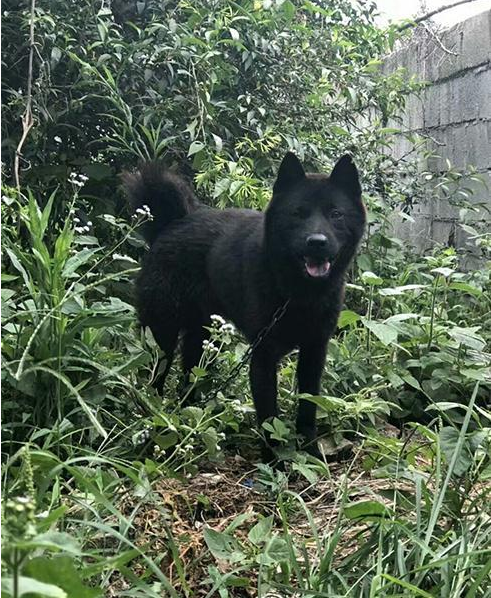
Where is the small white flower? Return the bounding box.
[210,314,226,325]
[73,217,80,223]
[54,136,62,143]
[221,323,235,334]
[68,172,87,188]
[133,204,154,221]
[202,339,219,352]
[16,496,31,504]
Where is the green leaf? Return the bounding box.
[25,556,101,598]
[155,431,179,450]
[187,141,205,156]
[379,284,426,296]
[447,326,486,351]
[292,462,318,484]
[212,133,223,152]
[361,319,398,346]
[14,531,82,555]
[40,190,57,237]
[203,527,245,563]
[330,125,350,137]
[344,500,393,520]
[337,309,361,328]
[401,373,421,391]
[203,426,219,457]
[302,394,345,413]
[378,127,401,135]
[449,281,482,297]
[258,536,289,565]
[5,248,32,292]
[262,417,289,442]
[439,427,473,477]
[380,574,433,598]
[361,271,383,286]
[1,576,66,598]
[62,248,100,278]
[431,266,455,278]
[1,273,18,282]
[248,515,273,545]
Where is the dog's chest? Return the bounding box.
[272,303,338,349]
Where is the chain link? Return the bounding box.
[206,298,291,400]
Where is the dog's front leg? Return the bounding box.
[249,349,280,462]
[296,340,328,457]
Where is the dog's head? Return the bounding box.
[265,152,366,282]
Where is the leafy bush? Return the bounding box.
[2,0,490,596]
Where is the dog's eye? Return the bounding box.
[330,209,344,220]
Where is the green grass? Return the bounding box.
[2,189,490,596]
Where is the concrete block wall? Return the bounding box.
[384,9,491,254]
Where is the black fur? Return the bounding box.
[124,153,366,460]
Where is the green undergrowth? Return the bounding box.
[2,0,491,595]
[2,184,490,597]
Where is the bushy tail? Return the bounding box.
[122,163,197,245]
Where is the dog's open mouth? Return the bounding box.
[304,257,331,278]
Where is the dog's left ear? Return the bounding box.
[330,155,361,197]
[273,152,306,193]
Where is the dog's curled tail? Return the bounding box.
[122,163,197,245]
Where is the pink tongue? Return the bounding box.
[305,260,331,277]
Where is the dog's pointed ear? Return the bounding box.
[273,152,305,193]
[330,155,361,197]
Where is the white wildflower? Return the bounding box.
[16,496,31,504]
[54,136,62,143]
[133,204,153,221]
[210,314,226,326]
[220,323,235,334]
[202,339,219,353]
[68,172,88,188]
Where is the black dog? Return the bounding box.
[124,153,366,460]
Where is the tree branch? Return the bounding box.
[14,0,36,190]
[398,0,483,31]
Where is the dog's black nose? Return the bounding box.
[306,234,328,248]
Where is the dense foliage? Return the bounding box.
[1,1,490,596]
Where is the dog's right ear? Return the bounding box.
[273,152,305,193]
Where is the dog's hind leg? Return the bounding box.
[147,319,179,395]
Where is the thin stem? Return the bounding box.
[14,0,36,190]
[427,275,440,351]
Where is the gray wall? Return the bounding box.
[384,9,491,253]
